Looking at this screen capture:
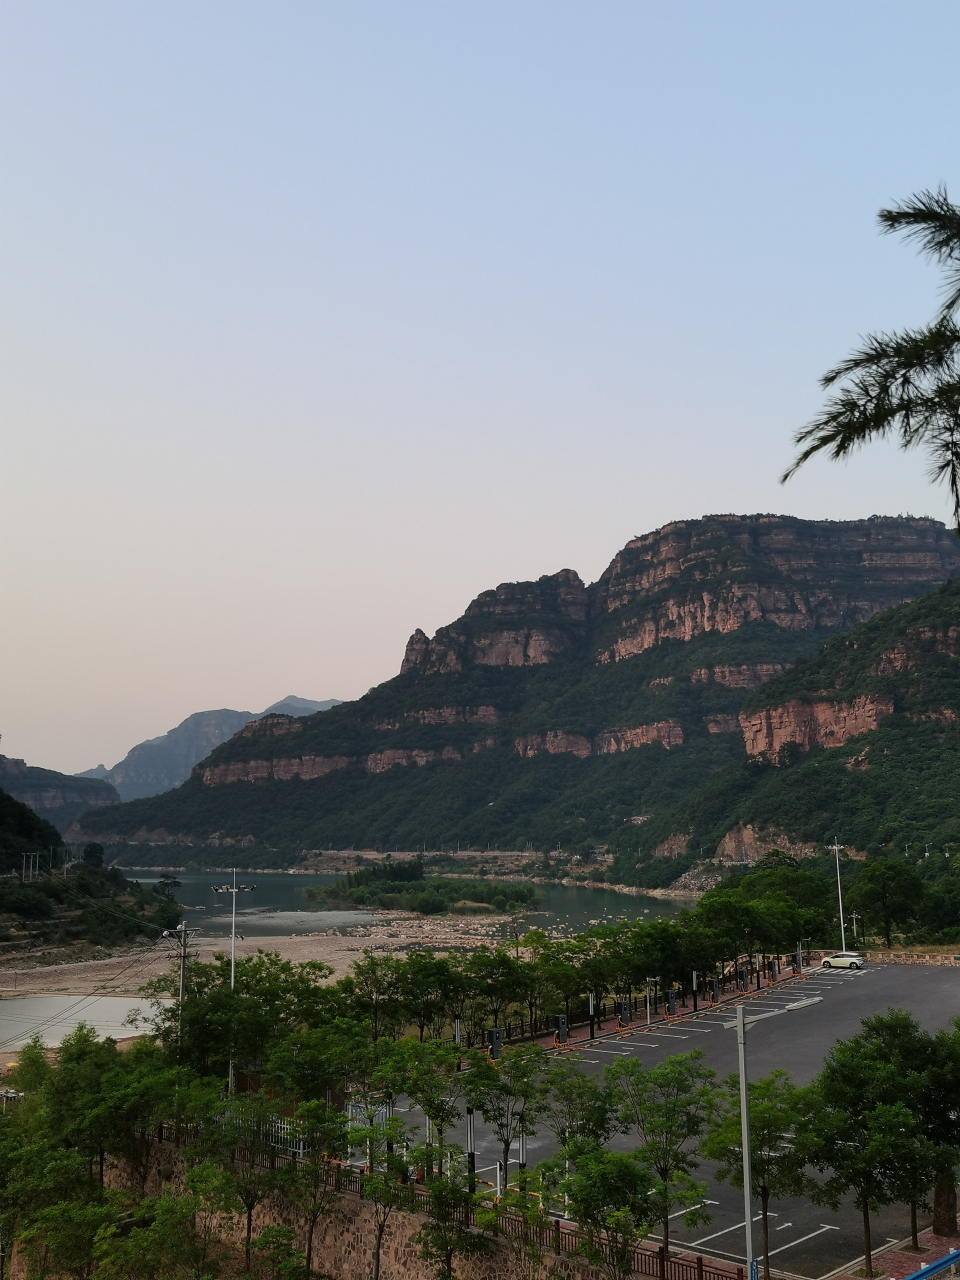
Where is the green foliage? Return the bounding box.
[545,1144,658,1280]
[410,1153,489,1280]
[310,870,539,915]
[703,1071,812,1280]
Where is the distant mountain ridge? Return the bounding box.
[0,757,119,834]
[76,697,341,801]
[67,514,960,864]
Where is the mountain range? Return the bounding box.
[65,513,960,872]
[75,696,341,801]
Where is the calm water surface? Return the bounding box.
[131,870,680,938]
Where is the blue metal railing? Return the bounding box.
[902,1248,960,1280]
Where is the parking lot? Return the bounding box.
[449,963,960,1280]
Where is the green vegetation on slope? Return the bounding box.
[0,786,62,865]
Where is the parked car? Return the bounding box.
[822,951,864,969]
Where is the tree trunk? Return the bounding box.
[246,1206,254,1271]
[911,1201,919,1250]
[306,1214,317,1277]
[662,1212,670,1262]
[934,1172,958,1237]
[862,1203,873,1278]
[761,1186,770,1280]
[373,1216,387,1280]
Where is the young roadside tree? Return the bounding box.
[476,1167,552,1280]
[194,1091,291,1273]
[799,1099,931,1277]
[606,1051,716,1261]
[354,1116,412,1280]
[546,1144,658,1280]
[815,1010,960,1237]
[702,1070,810,1280]
[398,1039,468,1174]
[847,859,924,948]
[411,1148,489,1280]
[286,1100,349,1278]
[251,1225,308,1280]
[464,1045,548,1186]
[18,1198,117,1280]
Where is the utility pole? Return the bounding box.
[162,922,200,1057]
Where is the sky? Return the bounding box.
[3,2,960,774]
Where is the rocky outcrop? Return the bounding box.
[515,732,593,759]
[739,694,895,757]
[0,755,119,833]
[199,756,352,784]
[366,746,462,773]
[654,831,692,857]
[593,515,960,663]
[704,714,740,734]
[516,722,684,757]
[713,822,865,862]
[596,722,684,751]
[400,570,587,674]
[240,715,303,738]
[375,707,499,730]
[691,663,785,688]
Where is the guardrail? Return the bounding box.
[901,1247,960,1280]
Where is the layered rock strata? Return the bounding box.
[739,695,895,757]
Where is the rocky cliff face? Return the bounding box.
[1,756,119,833]
[400,570,588,675]
[739,695,895,757]
[590,514,960,663]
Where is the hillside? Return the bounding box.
[68,514,960,868]
[76,696,341,800]
[0,756,119,834]
[0,785,64,866]
[635,575,960,869]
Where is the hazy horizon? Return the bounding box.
[3,3,960,773]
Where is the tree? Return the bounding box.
[398,1039,468,1174]
[194,1091,291,1273]
[606,1051,715,1260]
[546,1145,658,1280]
[785,187,960,527]
[476,1169,552,1280]
[81,843,104,868]
[814,1010,960,1238]
[411,1149,489,1280]
[702,1070,810,1280]
[799,1100,929,1277]
[18,1198,116,1280]
[464,1045,548,1186]
[847,859,924,947]
[355,1116,412,1280]
[251,1225,308,1280]
[285,1101,349,1278]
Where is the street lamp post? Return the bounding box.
[724,996,822,1280]
[212,869,255,1092]
[831,840,847,950]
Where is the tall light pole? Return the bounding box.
[724,996,822,1280]
[212,870,255,1092]
[831,839,847,950]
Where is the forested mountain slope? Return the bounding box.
[68,514,960,867]
[637,576,960,868]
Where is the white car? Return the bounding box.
[822,951,864,969]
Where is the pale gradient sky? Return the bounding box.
[3,2,960,774]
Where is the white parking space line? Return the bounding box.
[776,1223,793,1230]
[690,1216,761,1245]
[668,1200,718,1218]
[767,1226,838,1256]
